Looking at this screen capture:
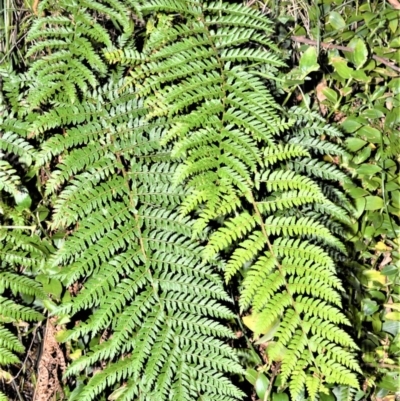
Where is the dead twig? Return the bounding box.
[291,35,400,73]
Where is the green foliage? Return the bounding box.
[0,61,47,400]
[7,0,400,400]
[251,0,400,399]
[106,2,361,399]
[39,80,244,401]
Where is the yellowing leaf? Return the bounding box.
[0,368,13,383]
[382,396,395,401]
[385,312,400,321]
[267,342,287,362]
[68,348,82,361]
[363,270,386,286]
[375,241,391,252]
[243,313,279,336]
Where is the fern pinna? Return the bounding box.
[106,1,361,399]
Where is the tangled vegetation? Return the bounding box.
[0,1,398,400]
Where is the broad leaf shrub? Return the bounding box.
[4,0,397,400]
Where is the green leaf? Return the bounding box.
[382,321,400,336]
[385,107,400,129]
[36,206,50,222]
[389,37,400,48]
[245,369,258,386]
[378,374,400,392]
[370,86,387,101]
[14,190,32,211]
[255,373,270,400]
[351,69,369,82]
[342,117,362,133]
[361,109,385,119]
[356,164,381,175]
[365,196,384,210]
[322,87,338,103]
[348,187,368,198]
[346,137,367,152]
[381,265,398,276]
[362,299,379,316]
[353,146,371,164]
[319,392,335,401]
[273,393,289,401]
[353,38,368,69]
[385,312,400,321]
[357,126,382,143]
[331,57,354,79]
[354,197,366,218]
[299,46,320,76]
[328,11,346,30]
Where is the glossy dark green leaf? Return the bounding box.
[362,299,379,315]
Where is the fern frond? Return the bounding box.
[0,160,21,196]
[127,3,361,398]
[264,144,310,166]
[0,326,25,357]
[36,74,243,400]
[0,296,43,322]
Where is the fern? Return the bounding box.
[1,0,364,399]
[0,230,47,399]
[0,56,47,401]
[31,74,243,400]
[112,2,362,399]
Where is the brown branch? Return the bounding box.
[291,35,400,73]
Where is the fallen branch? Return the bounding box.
[291,35,400,73]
